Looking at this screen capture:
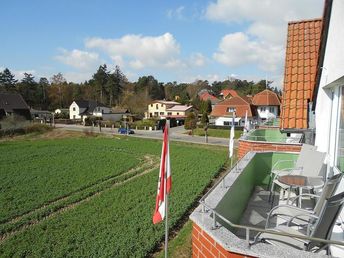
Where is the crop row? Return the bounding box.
[0,137,227,257]
[0,138,141,222]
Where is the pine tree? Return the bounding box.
[0,68,17,92]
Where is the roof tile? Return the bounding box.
[281,18,322,130]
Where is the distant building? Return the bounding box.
[69,100,111,120]
[0,93,31,120]
[252,89,281,120]
[198,90,220,108]
[219,89,239,99]
[210,96,254,126]
[145,100,193,123]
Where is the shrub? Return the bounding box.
[184,112,197,130]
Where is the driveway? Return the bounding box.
[56,124,235,147]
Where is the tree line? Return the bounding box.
[0,66,282,115]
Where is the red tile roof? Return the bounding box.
[220,89,239,98]
[199,92,219,102]
[281,18,323,129]
[252,89,281,106]
[210,96,253,118]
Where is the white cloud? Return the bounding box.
[167,6,185,20]
[55,48,100,70]
[213,32,284,72]
[85,33,181,70]
[189,53,206,67]
[207,0,323,73]
[14,70,36,80]
[206,0,323,44]
[63,72,94,83]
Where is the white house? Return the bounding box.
[210,96,254,126]
[69,100,111,120]
[252,89,280,121]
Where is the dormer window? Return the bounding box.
[227,107,236,112]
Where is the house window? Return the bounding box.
[269,107,274,113]
[261,107,266,112]
[154,112,159,116]
[73,107,76,111]
[73,115,76,119]
[335,87,344,171]
[161,104,164,107]
[167,112,172,115]
[226,107,236,112]
[156,104,158,109]
[224,121,230,126]
[149,113,153,118]
[160,112,164,115]
[151,104,153,107]
[177,112,179,115]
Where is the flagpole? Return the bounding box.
[164,120,170,258]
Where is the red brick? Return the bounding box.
[194,223,202,233]
[202,245,215,258]
[193,237,203,252]
[202,231,215,245]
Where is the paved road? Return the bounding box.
[56,124,235,147]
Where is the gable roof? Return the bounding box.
[150,100,180,105]
[252,89,281,106]
[166,105,193,112]
[210,96,253,118]
[0,93,29,112]
[198,91,220,104]
[74,100,108,115]
[280,18,323,129]
[220,89,239,98]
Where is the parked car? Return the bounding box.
[118,128,135,134]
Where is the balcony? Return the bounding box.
[190,151,344,257]
[238,129,303,159]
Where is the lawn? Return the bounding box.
[0,134,227,257]
[192,128,242,139]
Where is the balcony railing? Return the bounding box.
[191,151,344,256]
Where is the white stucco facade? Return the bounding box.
[315,0,344,161]
[69,101,81,120]
[256,106,278,120]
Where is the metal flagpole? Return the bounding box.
[164,120,169,258]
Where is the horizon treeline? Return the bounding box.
[0,66,282,115]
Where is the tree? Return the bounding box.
[135,75,164,100]
[50,73,66,85]
[38,77,49,109]
[184,112,197,132]
[106,66,126,106]
[0,68,17,92]
[18,73,40,108]
[93,64,109,103]
[201,112,209,125]
[50,73,67,108]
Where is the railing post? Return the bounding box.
[246,228,250,246]
[212,211,217,229]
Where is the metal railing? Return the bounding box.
[240,129,303,143]
[198,152,344,252]
[199,201,344,248]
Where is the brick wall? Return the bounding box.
[238,140,301,159]
[192,223,255,258]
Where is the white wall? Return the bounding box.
[256,106,278,120]
[315,0,344,158]
[69,101,81,120]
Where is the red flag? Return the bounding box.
[153,124,171,224]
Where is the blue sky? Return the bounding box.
[0,0,323,87]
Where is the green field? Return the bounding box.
[192,128,242,139]
[0,134,227,257]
